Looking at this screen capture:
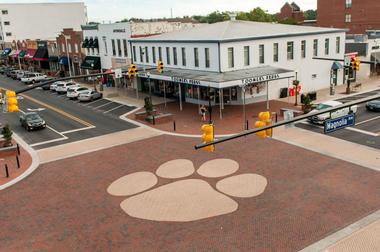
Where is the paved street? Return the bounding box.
[296,89,380,149]
[0,75,137,149]
[0,134,379,251]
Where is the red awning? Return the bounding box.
[24,49,37,60]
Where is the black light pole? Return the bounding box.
[208,86,212,124]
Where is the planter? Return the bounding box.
[302,105,313,114]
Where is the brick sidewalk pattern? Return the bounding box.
[0,135,379,251]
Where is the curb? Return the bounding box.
[0,132,40,190]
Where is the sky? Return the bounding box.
[0,0,317,22]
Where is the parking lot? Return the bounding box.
[296,89,380,149]
[0,74,138,149]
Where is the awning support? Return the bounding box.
[266,81,269,110]
[219,88,223,119]
[178,83,183,111]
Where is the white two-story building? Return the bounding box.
[130,20,346,106]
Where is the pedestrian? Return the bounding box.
[200,105,207,122]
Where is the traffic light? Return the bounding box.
[201,124,214,152]
[6,90,18,113]
[157,60,164,74]
[128,64,137,78]
[254,112,272,138]
[350,57,360,71]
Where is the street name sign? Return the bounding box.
[324,114,355,134]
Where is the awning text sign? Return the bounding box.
[324,114,355,134]
[241,74,280,85]
[171,76,201,85]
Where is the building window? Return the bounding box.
[152,47,156,63]
[4,21,10,25]
[227,47,234,68]
[133,46,136,62]
[194,48,199,67]
[244,46,250,66]
[158,47,162,61]
[205,48,210,68]
[287,42,294,60]
[273,43,279,62]
[345,14,351,23]
[5,32,11,37]
[2,10,8,15]
[336,37,341,54]
[259,45,264,64]
[140,47,144,62]
[117,39,122,57]
[313,39,318,57]
[166,47,171,65]
[145,46,149,63]
[61,43,65,53]
[345,0,352,8]
[181,47,186,66]
[325,38,330,55]
[301,40,306,58]
[123,39,128,57]
[111,39,116,56]
[173,47,178,65]
[103,37,108,55]
[74,43,78,53]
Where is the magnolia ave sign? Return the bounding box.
[324,114,355,134]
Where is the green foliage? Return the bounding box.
[278,18,298,25]
[1,124,13,142]
[144,97,154,115]
[304,9,317,20]
[203,11,230,24]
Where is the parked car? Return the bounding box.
[67,86,89,99]
[55,82,80,94]
[50,81,61,91]
[308,100,358,125]
[8,70,21,79]
[16,71,31,80]
[366,99,380,112]
[21,72,47,84]
[19,112,46,131]
[0,66,8,74]
[78,90,103,102]
[5,68,16,77]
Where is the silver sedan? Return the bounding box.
[78,90,103,102]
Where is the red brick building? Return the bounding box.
[277,2,304,23]
[317,0,380,34]
[56,28,85,76]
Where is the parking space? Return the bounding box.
[296,89,380,149]
[0,75,137,149]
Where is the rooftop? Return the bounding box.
[131,20,346,43]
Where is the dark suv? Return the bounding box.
[20,112,46,131]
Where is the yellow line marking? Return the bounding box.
[21,94,94,128]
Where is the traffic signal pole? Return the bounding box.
[195,93,380,150]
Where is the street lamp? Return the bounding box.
[294,70,299,106]
[146,71,151,102]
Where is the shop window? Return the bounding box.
[182,47,186,66]
[273,43,279,62]
[205,48,210,68]
[231,87,237,101]
[301,40,306,58]
[194,48,199,67]
[228,47,234,68]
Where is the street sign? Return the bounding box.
[324,114,355,134]
[114,68,122,79]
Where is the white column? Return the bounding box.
[178,82,182,111]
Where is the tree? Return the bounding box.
[304,10,317,20]
[248,8,275,22]
[1,124,13,147]
[205,11,230,24]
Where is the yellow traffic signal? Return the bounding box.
[350,57,360,71]
[128,64,137,78]
[254,111,271,138]
[355,59,360,71]
[6,90,18,113]
[157,60,164,74]
[201,124,214,152]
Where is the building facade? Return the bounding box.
[0,2,87,46]
[56,28,85,76]
[277,2,305,23]
[130,20,346,105]
[317,0,380,34]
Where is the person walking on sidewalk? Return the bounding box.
[200,105,207,122]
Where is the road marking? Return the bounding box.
[93,101,113,109]
[346,127,379,137]
[30,136,68,147]
[85,99,105,106]
[20,93,94,128]
[356,115,380,125]
[103,104,125,114]
[60,126,95,135]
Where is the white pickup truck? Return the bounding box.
[21,72,47,84]
[308,100,358,125]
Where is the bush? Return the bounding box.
[1,124,13,146]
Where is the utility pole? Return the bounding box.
[64,35,72,78]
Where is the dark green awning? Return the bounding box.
[18,50,27,58]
